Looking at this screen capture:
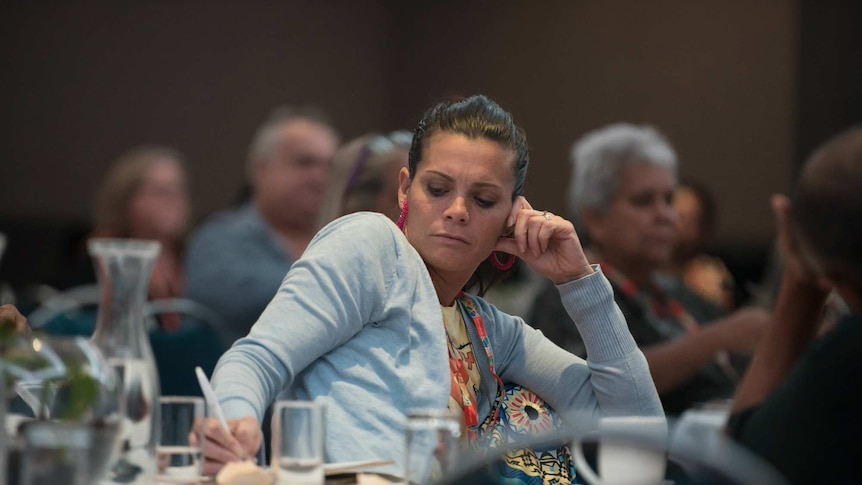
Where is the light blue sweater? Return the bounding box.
[212,212,662,475]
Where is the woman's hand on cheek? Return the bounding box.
[505,196,530,232]
[495,203,593,285]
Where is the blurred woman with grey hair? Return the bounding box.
[529,123,770,415]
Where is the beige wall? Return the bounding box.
[1,1,797,246]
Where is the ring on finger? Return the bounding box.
[542,210,553,221]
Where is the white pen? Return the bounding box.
[195,367,249,461]
[195,366,231,433]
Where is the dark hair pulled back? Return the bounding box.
[408,94,530,296]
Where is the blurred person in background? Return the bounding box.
[728,127,862,484]
[670,181,736,310]
[184,106,339,346]
[94,146,190,300]
[315,130,412,228]
[529,123,769,415]
[65,146,190,301]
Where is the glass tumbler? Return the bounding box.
[157,396,205,484]
[20,421,93,485]
[272,400,326,485]
[404,408,462,485]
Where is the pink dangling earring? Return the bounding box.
[491,251,516,270]
[396,199,408,231]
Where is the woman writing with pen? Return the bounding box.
[196,95,662,481]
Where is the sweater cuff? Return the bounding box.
[220,396,263,424]
[556,264,638,362]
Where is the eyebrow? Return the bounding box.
[424,170,504,190]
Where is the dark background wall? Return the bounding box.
[796,1,862,173]
[387,1,796,246]
[1,1,860,292]
[0,2,397,222]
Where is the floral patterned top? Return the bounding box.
[442,304,481,436]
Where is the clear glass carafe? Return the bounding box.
[89,239,162,484]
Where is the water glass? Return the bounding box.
[404,408,462,485]
[157,396,205,484]
[272,400,325,485]
[19,421,93,485]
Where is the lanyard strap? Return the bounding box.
[446,339,478,432]
[599,262,701,333]
[446,293,506,440]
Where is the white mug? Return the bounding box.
[573,416,668,485]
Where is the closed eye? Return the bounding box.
[427,184,447,197]
[475,197,496,208]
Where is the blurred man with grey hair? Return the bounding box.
[529,123,769,415]
[185,106,339,345]
[728,127,862,484]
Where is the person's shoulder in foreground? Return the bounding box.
[727,314,862,484]
[727,126,862,485]
[299,210,416,278]
[312,210,402,246]
[213,210,428,417]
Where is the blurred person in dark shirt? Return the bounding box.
[529,123,770,415]
[184,106,339,345]
[727,126,862,485]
